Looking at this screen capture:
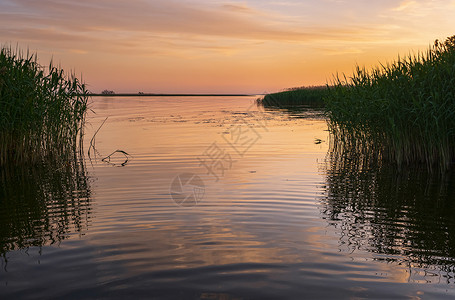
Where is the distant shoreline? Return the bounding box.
[89,93,258,97]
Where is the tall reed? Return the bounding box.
[325,35,455,170]
[0,46,89,165]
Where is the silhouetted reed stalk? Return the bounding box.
[0,46,89,166]
[325,35,455,170]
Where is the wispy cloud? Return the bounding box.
[0,0,392,51]
[222,3,256,13]
[392,0,417,12]
[390,0,455,17]
[1,0,454,92]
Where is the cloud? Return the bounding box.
[2,0,453,92]
[222,3,256,13]
[318,47,364,56]
[390,0,454,17]
[4,0,449,64]
[0,0,391,51]
[392,0,417,12]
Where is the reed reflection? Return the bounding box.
[259,99,325,120]
[0,158,92,257]
[321,134,455,278]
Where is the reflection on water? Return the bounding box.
[262,105,325,120]
[0,159,92,258]
[321,140,455,283]
[1,96,455,298]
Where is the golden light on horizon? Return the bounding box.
[1,0,455,93]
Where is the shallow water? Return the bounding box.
[1,96,455,299]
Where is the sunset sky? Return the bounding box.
[1,0,455,93]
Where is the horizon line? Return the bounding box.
[89,93,263,97]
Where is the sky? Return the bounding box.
[1,0,455,94]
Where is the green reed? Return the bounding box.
[0,46,89,165]
[258,85,328,107]
[325,35,455,170]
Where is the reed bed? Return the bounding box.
[258,85,328,107]
[325,35,455,170]
[0,46,89,165]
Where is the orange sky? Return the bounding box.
[1,0,455,93]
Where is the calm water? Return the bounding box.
[1,96,455,299]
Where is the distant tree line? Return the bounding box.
[101,90,115,95]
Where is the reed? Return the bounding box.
[0,46,89,166]
[258,85,328,107]
[325,35,455,170]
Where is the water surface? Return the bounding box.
[1,96,455,299]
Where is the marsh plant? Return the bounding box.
[325,35,455,170]
[259,85,327,108]
[0,46,89,166]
